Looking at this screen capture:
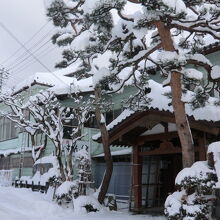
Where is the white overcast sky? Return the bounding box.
[0,0,62,88]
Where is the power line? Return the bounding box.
[0,22,52,72]
[7,28,55,68]
[13,46,57,74]
[1,20,51,65]
[12,44,56,72]
[10,38,54,70]
[0,22,71,88]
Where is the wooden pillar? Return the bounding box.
[132,145,142,211]
[198,133,207,161]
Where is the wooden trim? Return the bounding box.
[106,109,220,145]
[109,112,148,144]
[137,131,179,146]
[198,134,207,161]
[148,110,220,135]
[139,142,200,156]
[132,145,142,211]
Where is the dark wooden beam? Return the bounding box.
[137,131,179,146]
[105,109,220,146]
[132,145,142,211]
[140,143,200,156]
[109,113,149,144]
[148,110,220,135]
[198,133,207,161]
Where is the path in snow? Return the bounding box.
[0,187,165,220]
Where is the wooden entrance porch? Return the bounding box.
[96,109,220,212]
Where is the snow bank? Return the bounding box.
[0,186,165,220]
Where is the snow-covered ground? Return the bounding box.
[0,187,165,220]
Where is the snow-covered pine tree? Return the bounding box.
[46,0,220,169]
[46,0,220,202]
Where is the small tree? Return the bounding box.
[0,90,90,181]
[75,145,93,195]
[0,92,45,161]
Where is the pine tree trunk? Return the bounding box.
[155,21,195,168]
[94,87,113,204]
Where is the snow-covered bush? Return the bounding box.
[73,195,104,214]
[55,181,78,205]
[165,161,217,219]
[165,191,185,219]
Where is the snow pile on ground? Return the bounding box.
[0,187,165,220]
[20,156,60,185]
[0,170,12,187]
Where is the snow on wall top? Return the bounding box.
[34,155,58,166]
[93,79,220,141]
[0,147,32,157]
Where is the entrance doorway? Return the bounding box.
[142,154,182,208]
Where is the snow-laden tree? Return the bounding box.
[46,0,220,203]
[0,92,45,162]
[0,90,90,181]
[46,0,220,167]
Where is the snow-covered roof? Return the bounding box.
[53,77,93,95]
[93,79,220,141]
[12,65,94,95]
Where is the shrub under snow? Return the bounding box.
[73,195,104,214]
[55,181,78,205]
[165,160,217,219]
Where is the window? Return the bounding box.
[0,118,18,141]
